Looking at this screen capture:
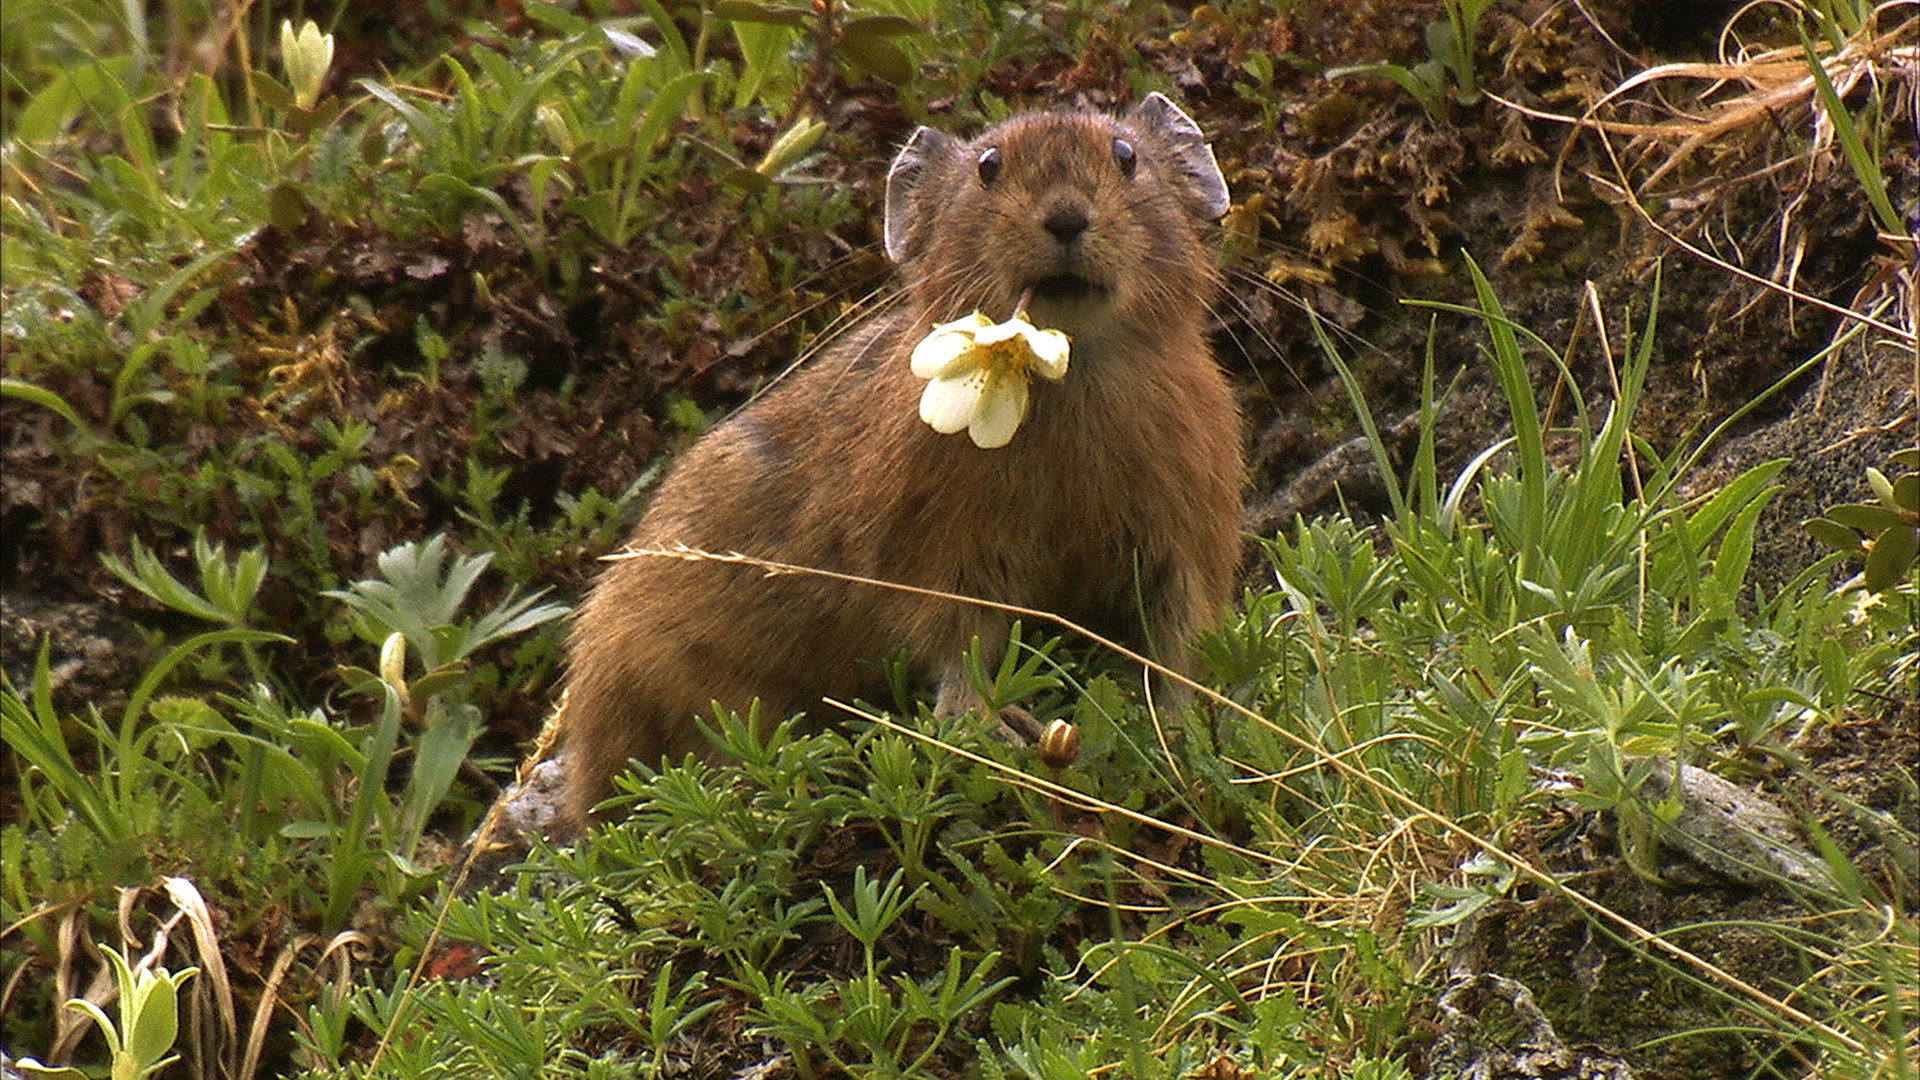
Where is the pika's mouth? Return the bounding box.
[1028,274,1108,304]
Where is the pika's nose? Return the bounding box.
[1042,203,1090,245]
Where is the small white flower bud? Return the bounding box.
[281,19,335,110]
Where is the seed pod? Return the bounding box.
[1037,718,1081,769]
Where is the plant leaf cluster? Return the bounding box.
[1804,448,1920,593]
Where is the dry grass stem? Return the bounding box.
[1491,1,1916,351]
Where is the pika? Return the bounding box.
[562,94,1242,826]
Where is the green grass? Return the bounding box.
[3,2,1915,1078]
[265,278,1910,1078]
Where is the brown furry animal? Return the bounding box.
[562,95,1243,826]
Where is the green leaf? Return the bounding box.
[399,698,481,849]
[2,641,129,845]
[1681,459,1788,550]
[1799,32,1903,237]
[13,62,121,144]
[754,115,826,177]
[121,630,294,748]
[1,377,87,429]
[838,34,913,84]
[1312,308,1406,523]
[124,966,187,1072]
[248,69,295,112]
[633,70,710,156]
[101,537,231,626]
[730,18,794,110]
[632,0,693,70]
[358,78,438,141]
[62,997,124,1058]
[195,531,267,621]
[442,56,489,159]
[1464,254,1546,557]
[1325,62,1445,118]
[1863,524,1917,593]
[1827,503,1901,532]
[279,821,337,839]
[1425,18,1464,77]
[122,240,244,343]
[1708,480,1779,601]
[1892,472,1920,511]
[1803,517,1864,553]
[1866,467,1896,506]
[268,183,310,231]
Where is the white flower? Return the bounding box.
[280,19,335,110]
[910,312,1070,448]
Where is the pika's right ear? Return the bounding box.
[884,127,959,264]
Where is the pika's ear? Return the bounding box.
[884,126,958,264]
[1128,92,1230,221]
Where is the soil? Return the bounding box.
[2,1,1914,1075]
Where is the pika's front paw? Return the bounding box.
[990,702,1044,744]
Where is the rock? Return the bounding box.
[1426,973,1638,1080]
[1635,758,1833,891]
[0,588,148,719]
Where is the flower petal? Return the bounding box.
[919,371,983,435]
[910,330,973,379]
[1025,327,1071,380]
[968,373,1030,448]
[971,319,1023,347]
[911,313,993,378]
[935,312,994,335]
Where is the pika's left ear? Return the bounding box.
[1127,92,1231,221]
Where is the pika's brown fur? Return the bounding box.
[562,96,1242,826]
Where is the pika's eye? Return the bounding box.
[1112,138,1137,178]
[977,147,1002,187]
